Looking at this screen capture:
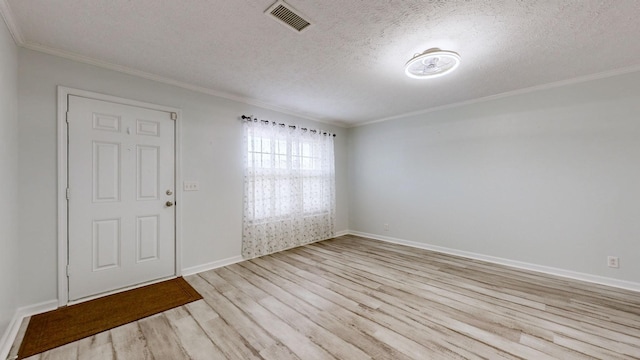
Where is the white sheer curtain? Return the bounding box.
[242,119,336,258]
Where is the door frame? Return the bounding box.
[57,86,183,306]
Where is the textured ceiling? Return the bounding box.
[5,0,640,126]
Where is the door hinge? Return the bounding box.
[66,265,71,277]
[66,111,70,123]
[66,188,70,200]
[170,112,177,121]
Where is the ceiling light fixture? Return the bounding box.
[404,48,461,79]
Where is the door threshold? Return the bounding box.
[66,275,177,306]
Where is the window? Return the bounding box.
[242,120,335,258]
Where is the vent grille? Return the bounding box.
[266,1,311,32]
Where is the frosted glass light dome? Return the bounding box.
[405,49,461,79]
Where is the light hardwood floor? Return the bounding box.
[11,235,640,359]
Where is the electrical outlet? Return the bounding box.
[183,181,200,191]
[607,256,620,268]
[384,223,389,231]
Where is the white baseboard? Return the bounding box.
[348,230,640,293]
[183,231,348,273]
[0,300,58,360]
[0,314,21,360]
[334,230,349,237]
[181,255,245,277]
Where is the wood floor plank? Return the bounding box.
[250,255,480,359]
[258,294,372,360]
[553,333,634,359]
[222,261,374,360]
[77,331,113,360]
[184,297,260,360]
[259,342,301,360]
[137,314,189,360]
[14,235,640,359]
[233,261,413,360]
[305,239,640,353]
[366,245,640,350]
[272,252,524,358]
[192,272,277,352]
[110,321,153,360]
[164,304,226,360]
[39,341,78,360]
[519,333,598,360]
[220,288,337,360]
[281,253,521,359]
[342,235,638,303]
[238,261,425,360]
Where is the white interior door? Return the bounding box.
[67,95,176,301]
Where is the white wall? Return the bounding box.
[17,49,349,307]
[0,15,19,345]
[348,71,640,284]
[14,33,640,336]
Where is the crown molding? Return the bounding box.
[0,1,348,128]
[0,0,345,128]
[22,42,348,128]
[0,0,23,44]
[7,0,638,130]
[352,63,640,128]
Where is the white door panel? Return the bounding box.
[68,95,175,301]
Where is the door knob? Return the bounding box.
[166,201,174,207]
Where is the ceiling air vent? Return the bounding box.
[265,0,312,32]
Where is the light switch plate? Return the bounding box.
[183,181,200,191]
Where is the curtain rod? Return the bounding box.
[241,115,336,137]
